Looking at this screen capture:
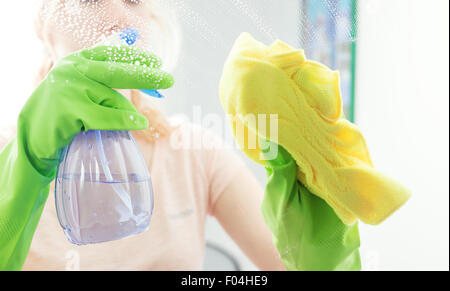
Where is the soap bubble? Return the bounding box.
[147,0,358,117]
[37,0,358,116]
[38,0,180,71]
[38,0,358,70]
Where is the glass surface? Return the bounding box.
[300,0,358,121]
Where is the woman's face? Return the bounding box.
[41,0,154,60]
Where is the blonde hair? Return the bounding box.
[34,0,181,142]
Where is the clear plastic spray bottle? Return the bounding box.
[55,28,158,245]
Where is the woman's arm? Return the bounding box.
[210,166,286,271]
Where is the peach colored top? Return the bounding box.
[1,121,248,270]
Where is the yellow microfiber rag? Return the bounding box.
[219,33,411,225]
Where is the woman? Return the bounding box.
[0,0,285,270]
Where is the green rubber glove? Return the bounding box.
[0,45,174,270]
[260,139,361,271]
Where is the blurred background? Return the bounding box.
[0,0,448,271]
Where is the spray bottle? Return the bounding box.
[54,28,160,245]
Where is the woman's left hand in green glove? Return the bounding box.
[259,139,362,271]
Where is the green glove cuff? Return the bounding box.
[0,137,53,270]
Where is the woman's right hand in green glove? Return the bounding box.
[0,45,173,270]
[19,45,174,177]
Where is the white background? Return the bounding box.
[0,0,448,271]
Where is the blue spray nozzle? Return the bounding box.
[120,28,140,46]
[140,89,164,98]
[119,28,164,98]
[117,28,163,99]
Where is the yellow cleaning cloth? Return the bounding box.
[219,33,411,225]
